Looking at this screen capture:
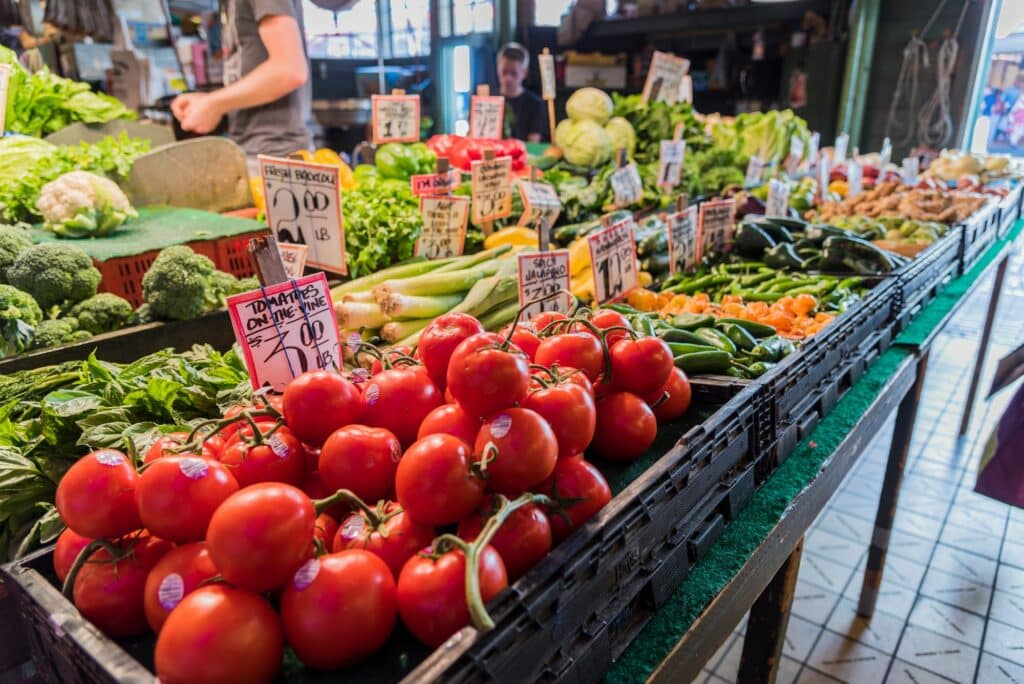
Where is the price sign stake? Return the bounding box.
[417,195,469,260]
[766,179,788,218]
[847,159,863,198]
[469,85,504,140]
[517,251,572,321]
[259,156,347,275]
[371,90,420,144]
[587,216,639,304]
[666,204,698,274]
[697,198,736,262]
[228,273,341,392]
[539,48,558,143]
[901,156,920,185]
[471,152,513,233]
[517,179,561,245]
[834,132,849,164]
[745,156,765,187]
[808,132,821,169]
[641,51,690,105]
[0,64,10,133]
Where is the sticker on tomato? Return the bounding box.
[371,94,420,144]
[517,250,572,321]
[417,195,469,259]
[697,198,735,261]
[471,155,513,224]
[666,205,698,274]
[587,217,639,305]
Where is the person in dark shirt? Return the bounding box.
[497,42,548,142]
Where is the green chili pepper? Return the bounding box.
[660,328,709,345]
[747,361,777,376]
[750,336,796,362]
[714,317,777,338]
[719,323,758,352]
[606,303,640,315]
[671,313,715,330]
[667,342,719,355]
[674,350,732,374]
[695,327,737,354]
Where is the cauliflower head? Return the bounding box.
[36,170,138,238]
[7,243,102,309]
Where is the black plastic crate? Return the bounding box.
[998,183,1022,238]
[891,228,962,333]
[958,201,1000,275]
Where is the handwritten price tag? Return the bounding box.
[417,196,469,259]
[587,217,639,305]
[469,95,504,140]
[517,251,572,321]
[658,140,686,188]
[641,51,690,105]
[697,198,735,261]
[539,52,557,100]
[847,159,863,198]
[818,156,831,200]
[833,132,849,164]
[901,157,919,185]
[228,273,341,392]
[0,64,10,133]
[766,179,788,218]
[745,156,765,187]
[471,155,513,225]
[517,180,561,243]
[371,94,420,143]
[678,74,693,104]
[667,205,698,274]
[880,137,893,167]
[410,169,461,197]
[278,243,308,278]
[808,132,820,167]
[259,156,347,275]
[785,135,804,175]
[611,163,643,207]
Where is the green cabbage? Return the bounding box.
[0,137,56,187]
[603,117,636,156]
[554,119,574,149]
[566,87,614,125]
[560,120,612,167]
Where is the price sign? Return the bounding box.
[471,155,513,224]
[785,135,805,175]
[745,156,765,187]
[587,217,639,304]
[880,137,893,167]
[641,51,690,105]
[697,198,735,261]
[658,140,686,188]
[517,251,572,321]
[667,205,698,274]
[539,52,557,100]
[847,159,863,198]
[228,273,341,392]
[0,64,10,133]
[469,95,504,140]
[834,132,849,164]
[808,132,821,166]
[417,196,469,259]
[678,74,693,104]
[259,156,347,275]
[411,169,461,197]
[901,156,920,185]
[818,155,831,200]
[371,94,420,143]
[610,163,643,207]
[278,243,308,278]
[517,180,561,243]
[766,179,788,218]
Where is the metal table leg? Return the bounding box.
[959,254,1011,435]
[857,350,929,618]
[737,539,804,684]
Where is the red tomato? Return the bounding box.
[534,333,606,382]
[283,370,362,448]
[417,403,481,445]
[370,345,414,375]
[522,381,596,458]
[220,426,305,488]
[72,534,173,637]
[418,313,485,390]
[500,324,541,360]
[313,512,339,549]
[155,585,283,684]
[447,333,530,419]
[53,528,91,584]
[360,366,443,448]
[643,367,692,422]
[590,309,632,348]
[300,471,349,519]
[396,545,507,647]
[144,432,224,464]
[143,542,219,633]
[136,457,238,543]
[531,365,595,399]
[332,504,435,578]
[55,450,142,539]
[592,392,657,462]
[395,434,484,526]
[318,425,401,502]
[457,501,552,582]
[609,337,674,396]
[538,457,612,542]
[531,311,567,335]
[281,551,397,669]
[206,483,315,592]
[473,408,557,495]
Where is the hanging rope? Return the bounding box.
[917,0,971,148]
[884,33,930,147]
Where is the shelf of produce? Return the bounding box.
[889,227,963,333]
[957,200,1001,276]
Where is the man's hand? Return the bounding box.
[171,92,224,134]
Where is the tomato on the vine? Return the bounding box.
[313,512,339,549]
[281,551,397,669]
[539,456,612,543]
[155,586,283,684]
[531,311,567,335]
[318,425,401,503]
[283,370,362,447]
[369,345,414,375]
[220,425,305,488]
[457,501,552,581]
[473,408,557,495]
[609,337,674,396]
[418,313,485,390]
[53,528,91,584]
[332,503,435,578]
[395,434,484,526]
[522,379,596,458]
[499,323,541,360]
[144,431,222,463]
[417,402,481,445]
[446,333,530,419]
[643,367,692,422]
[534,332,606,382]
[590,309,632,348]
[531,365,594,399]
[592,392,658,462]
[360,366,442,448]
[396,545,507,647]
[55,449,142,539]
[136,456,238,543]
[143,542,219,633]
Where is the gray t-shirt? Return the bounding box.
[223,0,313,157]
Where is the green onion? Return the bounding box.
[338,301,390,330]
[431,245,512,273]
[373,261,501,299]
[381,318,431,344]
[342,291,376,304]
[331,257,454,296]
[478,301,520,331]
[378,293,463,320]
[448,275,519,319]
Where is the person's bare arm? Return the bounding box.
[173,14,308,133]
[527,133,542,142]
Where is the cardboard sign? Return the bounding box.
[587,217,639,304]
[678,74,693,105]
[808,132,821,166]
[766,179,788,218]
[697,199,735,261]
[658,140,686,188]
[610,163,644,207]
[785,135,805,175]
[641,51,690,105]
[847,159,863,198]
[371,94,420,143]
[278,243,308,278]
[469,95,504,139]
[259,156,347,275]
[228,273,341,392]
[0,64,10,133]
[539,52,557,100]
[880,137,893,167]
[517,251,572,321]
[745,156,765,187]
[471,155,513,224]
[517,180,561,241]
[833,132,849,164]
[667,205,698,274]
[410,169,461,197]
[417,196,469,259]
[901,156,920,185]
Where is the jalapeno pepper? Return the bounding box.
[695,327,738,354]
[671,313,716,330]
[659,328,709,345]
[719,323,758,352]
[746,361,776,376]
[749,336,796,362]
[714,318,777,338]
[667,342,719,355]
[674,350,732,374]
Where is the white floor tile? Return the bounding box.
[928,543,998,586]
[885,659,959,684]
[983,619,1024,668]
[826,597,905,654]
[919,566,993,616]
[989,589,1024,632]
[996,563,1024,598]
[895,625,979,683]
[807,629,891,683]
[976,652,1024,684]
[907,596,986,648]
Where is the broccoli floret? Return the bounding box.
[0,224,32,284]
[7,243,101,310]
[142,245,218,321]
[68,293,133,334]
[128,303,154,326]
[233,276,259,294]
[0,284,43,357]
[68,329,94,343]
[29,318,79,349]
[207,270,240,309]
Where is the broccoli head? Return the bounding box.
[0,224,32,284]
[142,245,218,321]
[0,284,43,357]
[7,243,101,310]
[234,276,260,293]
[29,318,80,350]
[207,269,241,309]
[69,293,133,334]
[128,303,154,326]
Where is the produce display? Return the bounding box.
[812,180,989,224]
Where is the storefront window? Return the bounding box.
[534,0,574,27]
[390,0,431,58]
[440,0,493,37]
[303,0,379,59]
[970,2,1024,156]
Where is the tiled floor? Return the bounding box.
[700,245,1024,683]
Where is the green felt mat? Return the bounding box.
[28,207,265,261]
[610,219,1023,682]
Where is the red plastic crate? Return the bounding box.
[214,230,266,278]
